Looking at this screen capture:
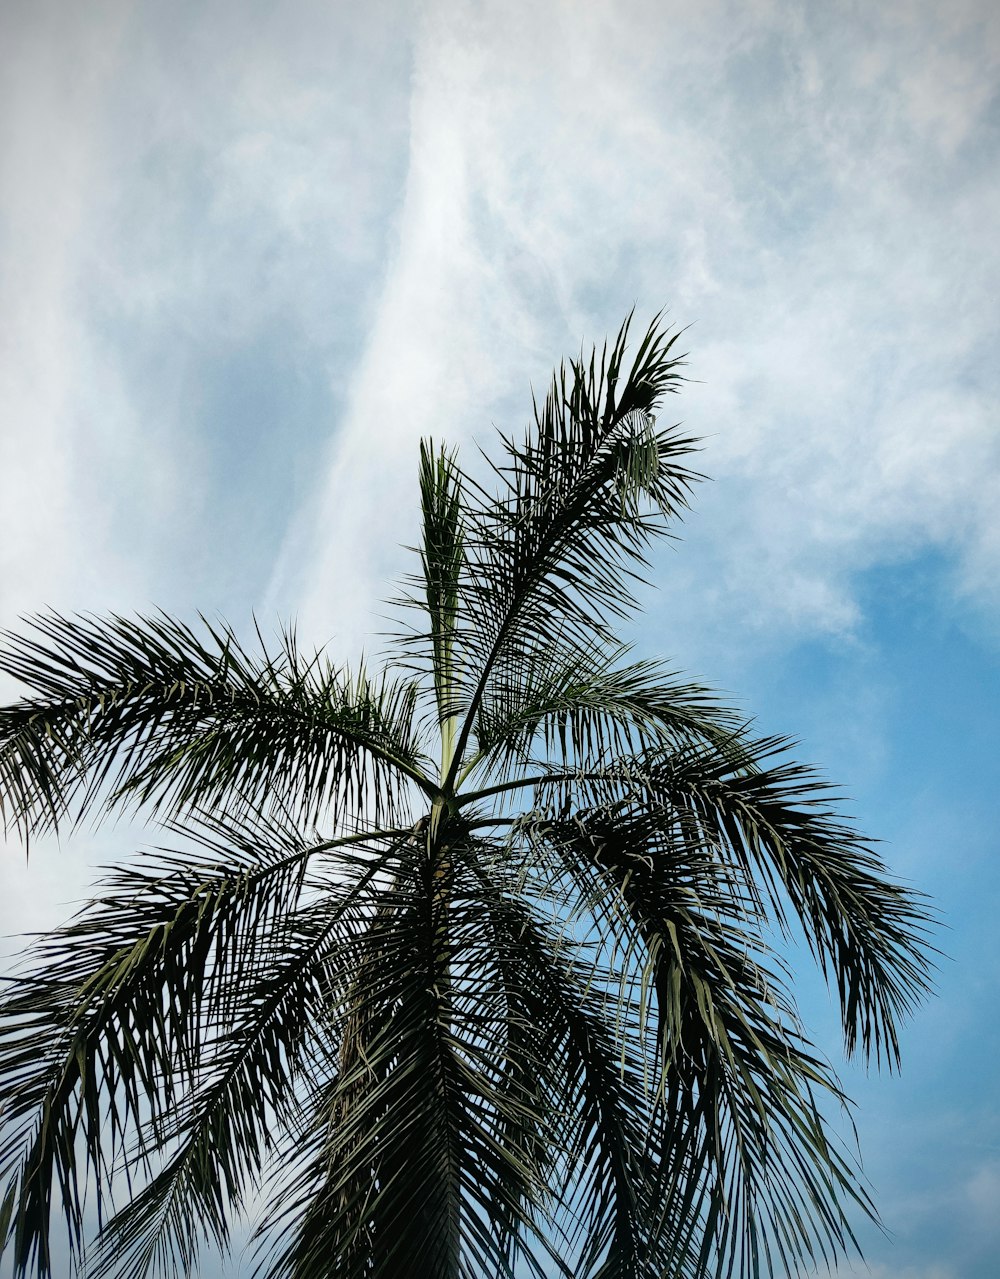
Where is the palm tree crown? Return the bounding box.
[0,315,931,1279]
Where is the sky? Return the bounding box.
[1,0,998,1275]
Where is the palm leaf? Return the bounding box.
[257,840,548,1279]
[0,814,410,1277]
[85,826,414,1279]
[467,645,741,785]
[442,314,699,785]
[634,734,935,1066]
[469,865,660,1279]
[417,441,467,761]
[519,808,870,1278]
[0,612,433,840]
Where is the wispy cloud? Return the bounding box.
[1,0,416,636]
[815,1263,958,1279]
[279,0,1000,664]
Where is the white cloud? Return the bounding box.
[9,0,995,662]
[277,0,1000,665]
[1,0,418,644]
[90,1,412,344]
[964,1159,1000,1223]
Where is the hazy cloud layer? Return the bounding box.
[4,0,997,656]
[1,0,413,632]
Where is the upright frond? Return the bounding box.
[415,440,468,775]
[444,314,700,785]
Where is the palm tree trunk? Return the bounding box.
[326,812,463,1278]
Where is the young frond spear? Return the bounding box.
[0,314,932,1279]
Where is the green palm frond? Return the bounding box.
[84,830,412,1279]
[0,813,304,1276]
[516,808,870,1277]
[438,314,699,786]
[468,852,667,1279]
[0,814,409,1279]
[503,735,932,1065]
[257,842,550,1279]
[417,441,467,757]
[0,612,433,839]
[468,645,741,784]
[634,735,935,1067]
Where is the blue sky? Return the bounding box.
[1,1,998,1275]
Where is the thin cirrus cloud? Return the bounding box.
[3,0,996,658]
[0,0,136,624]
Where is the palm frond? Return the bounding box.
[0,612,432,840]
[443,314,699,785]
[388,439,473,772]
[85,831,408,1279]
[257,840,548,1279]
[0,815,304,1276]
[419,440,466,712]
[519,808,871,1278]
[634,734,936,1067]
[467,645,741,785]
[466,850,663,1279]
[0,813,409,1278]
[507,733,933,1070]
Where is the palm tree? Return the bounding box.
[0,315,930,1279]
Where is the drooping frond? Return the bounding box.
[465,846,665,1279]
[257,836,549,1279]
[517,807,872,1278]
[0,814,410,1278]
[84,825,413,1279]
[629,735,935,1067]
[0,612,432,839]
[0,814,304,1276]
